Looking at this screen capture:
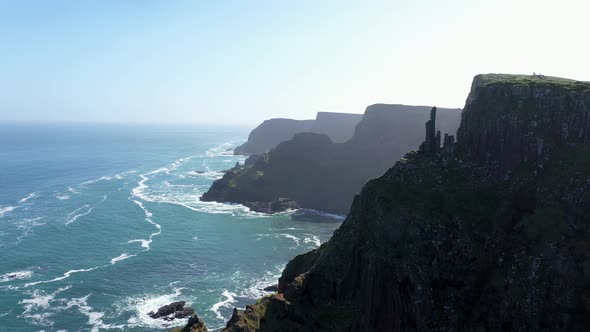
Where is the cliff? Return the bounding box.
[203,104,462,214]
[234,112,363,156]
[310,112,363,143]
[234,118,315,156]
[218,74,590,331]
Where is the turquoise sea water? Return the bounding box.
[0,123,341,331]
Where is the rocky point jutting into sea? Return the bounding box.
[202,104,462,214]
[180,73,590,331]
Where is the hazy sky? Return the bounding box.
[1,0,588,125]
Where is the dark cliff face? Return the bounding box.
[310,112,363,143]
[234,118,315,156]
[219,75,590,332]
[233,112,363,156]
[203,104,461,214]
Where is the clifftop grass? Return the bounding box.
[477,73,590,91]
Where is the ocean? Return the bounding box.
[0,123,342,331]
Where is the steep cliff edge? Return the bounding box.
[203,104,461,214]
[310,112,363,143]
[233,112,363,156]
[234,118,315,156]
[219,75,590,331]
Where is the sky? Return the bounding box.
[0,0,588,125]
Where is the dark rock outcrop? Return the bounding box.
[220,74,590,331]
[149,301,195,321]
[243,198,300,214]
[263,284,279,292]
[172,313,208,332]
[203,104,462,214]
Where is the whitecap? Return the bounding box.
[303,235,321,247]
[110,253,135,265]
[0,270,34,283]
[18,192,38,204]
[67,186,79,194]
[239,265,285,299]
[55,194,71,200]
[65,195,107,226]
[14,217,46,244]
[129,200,162,251]
[124,287,189,329]
[210,289,237,321]
[19,286,71,326]
[65,294,125,332]
[205,141,242,158]
[25,266,105,288]
[79,170,136,187]
[127,239,150,249]
[0,205,16,218]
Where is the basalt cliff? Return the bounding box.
[205,74,590,331]
[203,105,461,214]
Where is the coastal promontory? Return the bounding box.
[214,74,590,331]
[203,104,462,214]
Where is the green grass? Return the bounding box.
[478,73,590,91]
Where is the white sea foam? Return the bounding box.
[280,233,301,246]
[19,286,71,326]
[18,192,38,204]
[293,208,346,221]
[0,205,16,217]
[65,195,107,226]
[79,170,136,187]
[14,217,46,244]
[110,253,135,265]
[25,266,104,288]
[205,141,242,158]
[65,295,124,332]
[129,200,162,251]
[124,287,189,329]
[0,270,34,283]
[67,186,79,194]
[185,170,224,180]
[127,239,150,249]
[55,194,71,200]
[210,289,237,321]
[303,235,321,247]
[239,265,285,299]
[256,233,301,246]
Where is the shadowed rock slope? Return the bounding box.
[203,104,461,214]
[216,74,590,331]
[234,112,364,156]
[309,112,363,143]
[234,118,315,156]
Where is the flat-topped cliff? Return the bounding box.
[213,74,590,331]
[203,104,462,214]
